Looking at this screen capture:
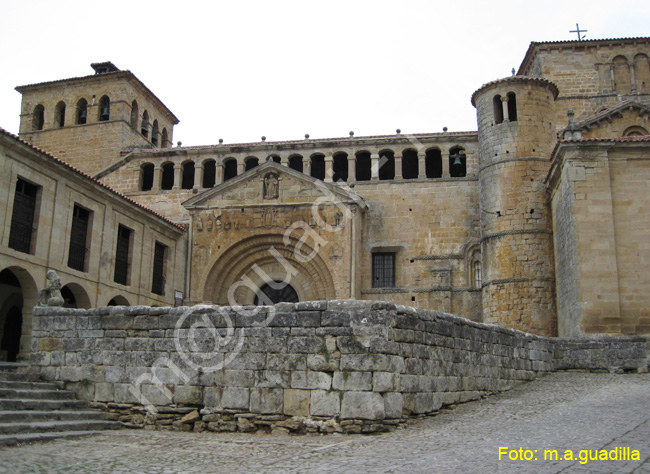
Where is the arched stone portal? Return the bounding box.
[0,267,38,361]
[202,234,336,306]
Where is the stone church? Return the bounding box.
[2,36,650,361]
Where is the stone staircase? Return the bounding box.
[0,363,119,446]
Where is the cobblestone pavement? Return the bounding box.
[0,372,648,474]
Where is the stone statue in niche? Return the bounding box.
[196,216,203,232]
[38,270,64,307]
[264,173,279,199]
[206,216,213,232]
[215,216,222,231]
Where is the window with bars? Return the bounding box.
[8,178,39,254]
[68,205,90,272]
[372,252,395,288]
[113,225,132,285]
[151,241,167,296]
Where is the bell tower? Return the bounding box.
[15,62,179,176]
[472,76,559,336]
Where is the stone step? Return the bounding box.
[0,388,76,400]
[0,410,108,424]
[0,362,30,372]
[0,398,89,411]
[0,430,108,447]
[0,372,43,383]
[0,419,118,436]
[0,380,61,391]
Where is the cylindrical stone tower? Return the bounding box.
[471,77,559,336]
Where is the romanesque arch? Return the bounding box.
[203,233,336,306]
[0,266,38,361]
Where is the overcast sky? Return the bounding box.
[1,1,648,146]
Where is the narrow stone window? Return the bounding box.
[98,95,110,121]
[402,149,419,179]
[507,92,517,122]
[493,94,503,124]
[113,225,132,286]
[288,155,303,173]
[372,252,396,288]
[151,241,167,296]
[55,101,66,128]
[379,151,395,180]
[202,160,216,188]
[130,100,139,129]
[68,204,91,272]
[333,152,348,182]
[310,154,325,180]
[425,148,442,178]
[151,120,159,147]
[224,158,237,181]
[76,99,88,125]
[141,111,149,137]
[613,55,631,94]
[268,155,281,163]
[32,105,44,131]
[141,163,154,191]
[449,146,467,178]
[634,53,650,91]
[181,161,195,189]
[473,260,482,289]
[355,152,371,181]
[161,162,175,190]
[9,178,39,254]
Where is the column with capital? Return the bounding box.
[195,163,203,189]
[502,95,510,122]
[371,153,380,181]
[280,155,288,167]
[394,154,403,180]
[302,157,311,176]
[153,165,162,191]
[418,151,426,179]
[442,150,450,178]
[347,154,356,183]
[324,153,334,182]
[173,163,182,189]
[237,158,245,176]
[215,161,224,185]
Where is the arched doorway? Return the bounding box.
[60,283,91,309]
[107,295,130,306]
[0,268,37,362]
[254,282,299,305]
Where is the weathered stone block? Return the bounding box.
[310,390,340,417]
[383,392,403,419]
[284,389,310,416]
[221,387,250,410]
[94,383,114,402]
[373,372,400,392]
[250,388,283,414]
[173,385,203,405]
[341,392,385,420]
[333,371,372,391]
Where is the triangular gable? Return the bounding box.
[574,100,650,132]
[183,161,367,210]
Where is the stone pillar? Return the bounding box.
[195,164,203,189]
[394,154,403,180]
[630,63,637,92]
[418,151,426,179]
[173,164,182,189]
[324,154,333,182]
[153,165,162,191]
[347,155,356,183]
[502,96,510,121]
[303,157,311,176]
[237,159,245,176]
[371,153,380,181]
[442,150,450,178]
[280,156,288,167]
[216,162,224,185]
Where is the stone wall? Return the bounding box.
[29,301,647,434]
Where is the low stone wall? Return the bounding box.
[29,301,647,434]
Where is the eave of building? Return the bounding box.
[571,100,650,131]
[517,36,650,76]
[470,76,559,107]
[546,135,650,189]
[0,126,186,232]
[15,70,180,125]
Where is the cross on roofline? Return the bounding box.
[570,23,587,41]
